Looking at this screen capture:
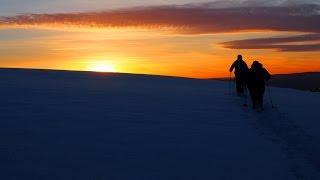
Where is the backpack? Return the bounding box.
[248,68,269,87]
[235,60,248,76]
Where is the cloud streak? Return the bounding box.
[0,4,320,34]
[1,2,320,52]
[221,34,320,52]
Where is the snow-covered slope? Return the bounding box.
[0,68,319,179]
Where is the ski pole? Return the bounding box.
[243,82,248,107]
[229,72,232,95]
[266,81,274,108]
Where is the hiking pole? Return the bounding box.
[243,83,248,107]
[266,81,274,108]
[229,72,232,95]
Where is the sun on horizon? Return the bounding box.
[86,61,117,73]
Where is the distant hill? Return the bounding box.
[269,72,320,92]
[1,68,319,91]
[214,72,320,92]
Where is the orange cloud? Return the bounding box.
[1,5,320,34]
[221,34,320,52]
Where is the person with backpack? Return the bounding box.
[229,55,249,96]
[247,61,271,110]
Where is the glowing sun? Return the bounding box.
[87,62,117,72]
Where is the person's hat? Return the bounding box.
[252,60,262,67]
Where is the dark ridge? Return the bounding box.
[0,67,197,80]
[1,68,318,91]
[211,72,320,92]
[269,72,320,91]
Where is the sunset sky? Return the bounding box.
[0,0,319,78]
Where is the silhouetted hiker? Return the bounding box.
[229,55,249,96]
[247,61,271,110]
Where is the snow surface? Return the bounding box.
[0,69,319,180]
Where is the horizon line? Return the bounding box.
[0,67,319,80]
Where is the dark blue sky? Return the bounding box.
[1,0,319,15]
[0,0,212,15]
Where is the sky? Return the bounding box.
[0,0,213,16]
[0,0,319,78]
